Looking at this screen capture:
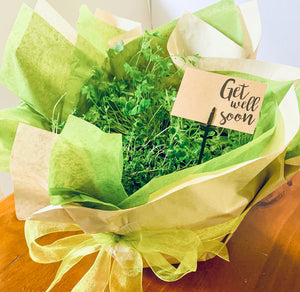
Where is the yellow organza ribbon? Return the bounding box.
[25,212,247,292]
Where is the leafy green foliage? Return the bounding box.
[77,32,253,195]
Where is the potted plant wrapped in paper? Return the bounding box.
[1,0,300,291]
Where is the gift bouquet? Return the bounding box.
[1,0,300,291]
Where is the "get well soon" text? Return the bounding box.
[219,78,262,126]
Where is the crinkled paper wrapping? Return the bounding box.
[2,0,300,291]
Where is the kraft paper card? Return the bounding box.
[171,68,267,134]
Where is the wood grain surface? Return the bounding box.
[1,172,300,292]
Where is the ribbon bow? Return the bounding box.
[25,213,246,291]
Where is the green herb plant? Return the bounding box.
[76,31,253,195]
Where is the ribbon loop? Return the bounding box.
[129,229,201,281]
[110,246,143,292]
[72,248,113,292]
[25,220,88,263]
[46,237,106,291]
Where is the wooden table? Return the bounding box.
[1,173,300,292]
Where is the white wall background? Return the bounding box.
[0,0,300,198]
